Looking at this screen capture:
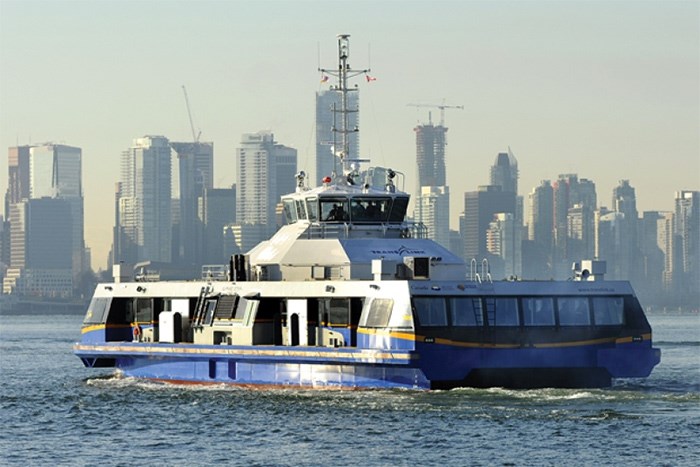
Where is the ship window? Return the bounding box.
[203,299,217,326]
[350,197,391,222]
[320,198,349,222]
[592,297,624,325]
[282,199,297,223]
[306,198,319,222]
[364,298,394,328]
[135,298,153,324]
[449,297,482,326]
[296,200,307,220]
[491,298,519,326]
[83,297,112,324]
[522,297,555,326]
[320,298,351,326]
[558,297,591,326]
[233,298,250,320]
[388,196,409,222]
[413,297,448,326]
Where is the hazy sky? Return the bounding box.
[1,0,698,271]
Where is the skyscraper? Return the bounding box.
[490,150,518,195]
[236,132,297,241]
[612,180,640,282]
[115,136,172,265]
[316,90,359,183]
[552,174,597,278]
[463,185,516,263]
[486,212,522,278]
[525,180,554,278]
[674,190,700,300]
[199,186,236,264]
[171,141,214,270]
[3,144,85,295]
[414,121,447,191]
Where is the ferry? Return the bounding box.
[74,35,660,390]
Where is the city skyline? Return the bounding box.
[1,1,698,270]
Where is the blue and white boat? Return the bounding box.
[74,35,660,390]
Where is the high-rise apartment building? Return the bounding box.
[655,211,679,293]
[414,186,450,249]
[114,136,172,265]
[236,132,297,242]
[171,141,214,270]
[674,190,700,300]
[316,90,359,183]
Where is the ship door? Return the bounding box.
[287,299,308,346]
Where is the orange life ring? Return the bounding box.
[133,324,142,338]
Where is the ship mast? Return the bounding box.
[319,34,370,178]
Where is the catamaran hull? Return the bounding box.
[75,340,660,390]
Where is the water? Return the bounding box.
[1,312,698,466]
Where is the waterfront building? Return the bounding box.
[3,198,73,297]
[612,180,640,282]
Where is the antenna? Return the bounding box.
[181,85,200,143]
[318,34,370,175]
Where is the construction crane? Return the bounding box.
[181,85,201,143]
[407,102,464,127]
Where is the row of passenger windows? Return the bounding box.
[282,196,409,224]
[412,296,626,327]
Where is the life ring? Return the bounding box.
[132,324,142,339]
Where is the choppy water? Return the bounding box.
[1,312,698,466]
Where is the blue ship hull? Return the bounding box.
[75,336,660,390]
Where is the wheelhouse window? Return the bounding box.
[413,297,448,326]
[306,198,319,222]
[320,198,350,222]
[282,199,297,224]
[449,297,483,326]
[558,297,591,325]
[83,297,112,324]
[362,298,394,328]
[388,196,409,222]
[350,197,391,222]
[296,200,307,221]
[592,297,624,325]
[522,297,555,326]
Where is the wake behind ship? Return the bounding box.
[74,35,660,390]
